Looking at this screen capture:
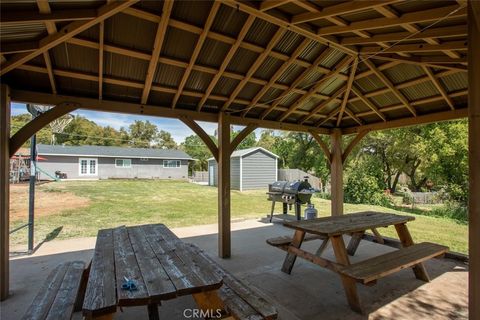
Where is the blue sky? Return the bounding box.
[11,102,263,143]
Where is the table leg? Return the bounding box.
[346,231,364,256]
[330,235,363,314]
[147,303,160,320]
[315,238,329,256]
[269,201,275,222]
[281,230,306,274]
[371,228,384,244]
[91,314,114,320]
[394,223,430,282]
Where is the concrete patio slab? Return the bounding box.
[0,219,468,320]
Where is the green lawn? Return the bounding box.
[10,180,468,254]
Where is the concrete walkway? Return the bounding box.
[1,219,468,319]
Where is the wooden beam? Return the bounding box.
[422,66,454,110]
[217,112,231,258]
[309,131,331,164]
[317,106,341,127]
[9,103,79,157]
[222,27,286,112]
[0,41,38,55]
[260,47,333,119]
[330,129,343,216]
[277,56,353,121]
[292,0,400,24]
[223,0,357,56]
[197,15,256,111]
[341,25,467,45]
[98,21,104,100]
[180,116,219,162]
[360,40,467,54]
[241,38,312,117]
[172,2,220,109]
[0,0,139,76]
[364,59,417,116]
[342,108,468,134]
[0,9,96,26]
[351,86,387,121]
[9,89,332,135]
[260,0,293,11]
[230,124,257,152]
[317,4,466,36]
[141,0,174,104]
[337,58,358,126]
[342,130,369,163]
[468,2,480,319]
[37,0,57,95]
[369,54,467,72]
[300,85,346,124]
[0,84,10,301]
[344,108,363,126]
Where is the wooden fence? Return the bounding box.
[278,169,322,190]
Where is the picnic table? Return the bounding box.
[82,224,224,319]
[267,211,448,313]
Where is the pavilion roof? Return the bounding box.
[0,0,468,133]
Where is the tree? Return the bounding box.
[128,120,158,148]
[231,129,256,150]
[181,134,216,173]
[10,113,52,147]
[154,130,177,149]
[256,130,276,150]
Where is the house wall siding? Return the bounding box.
[241,150,277,190]
[37,155,188,180]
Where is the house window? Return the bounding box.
[115,159,132,168]
[79,158,97,176]
[163,160,181,168]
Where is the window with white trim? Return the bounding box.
[79,158,98,176]
[163,160,181,168]
[115,159,132,168]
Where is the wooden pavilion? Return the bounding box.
[0,0,478,318]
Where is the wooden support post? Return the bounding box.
[330,129,343,216]
[468,2,480,319]
[218,112,231,258]
[281,230,305,274]
[0,84,10,301]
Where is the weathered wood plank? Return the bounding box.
[83,229,117,317]
[266,233,326,247]
[284,211,414,236]
[22,263,69,320]
[45,261,85,320]
[112,226,149,306]
[281,230,305,274]
[339,242,448,284]
[346,231,364,256]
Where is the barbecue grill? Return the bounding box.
[267,177,316,221]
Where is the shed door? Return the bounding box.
[209,164,214,185]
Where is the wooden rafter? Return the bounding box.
[0,9,96,26]
[309,131,331,164]
[241,38,312,117]
[342,130,369,163]
[230,124,257,151]
[277,56,354,121]
[260,0,293,11]
[422,66,454,110]
[141,0,174,105]
[351,86,386,121]
[180,116,219,161]
[0,1,138,76]
[171,2,220,109]
[300,85,346,124]
[197,15,256,112]
[260,47,333,119]
[291,0,401,24]
[360,40,467,54]
[224,0,356,56]
[317,108,340,127]
[344,108,363,126]
[336,58,358,126]
[368,55,467,72]
[363,59,417,116]
[317,4,466,36]
[98,21,104,100]
[222,27,286,112]
[37,0,57,95]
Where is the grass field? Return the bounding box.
[9,180,468,253]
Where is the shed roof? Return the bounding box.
[208,147,278,161]
[37,144,193,160]
[1,0,469,134]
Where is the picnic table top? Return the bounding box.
[82,223,223,317]
[283,211,415,236]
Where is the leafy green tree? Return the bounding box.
[231,129,256,150]
[128,120,158,147]
[256,130,276,150]
[10,114,53,146]
[154,130,177,149]
[181,134,216,173]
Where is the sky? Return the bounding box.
[11,102,264,144]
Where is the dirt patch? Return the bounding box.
[9,183,90,220]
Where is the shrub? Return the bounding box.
[344,172,392,206]
[430,201,467,222]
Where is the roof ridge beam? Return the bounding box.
[0,0,139,76]
[351,86,387,121]
[422,66,455,110]
[336,58,358,126]
[360,40,467,54]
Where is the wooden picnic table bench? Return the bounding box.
[22,261,87,320]
[83,224,277,319]
[266,211,448,314]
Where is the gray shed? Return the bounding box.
[208,147,278,191]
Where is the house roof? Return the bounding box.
[1,1,468,135]
[209,147,278,161]
[37,144,193,160]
